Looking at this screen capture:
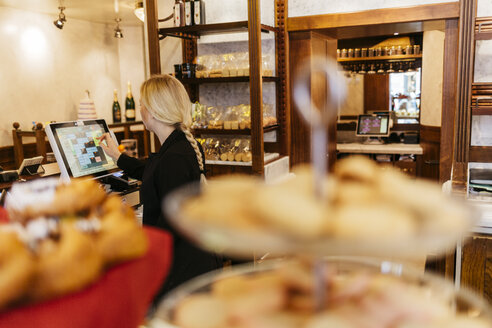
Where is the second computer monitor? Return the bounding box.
[356,113,391,137]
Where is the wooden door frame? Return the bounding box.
[287,2,460,183]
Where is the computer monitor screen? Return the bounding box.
[46,120,119,180]
[356,113,391,137]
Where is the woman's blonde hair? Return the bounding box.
[140,74,205,182]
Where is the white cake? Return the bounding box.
[77,90,97,120]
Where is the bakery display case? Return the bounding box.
[149,0,290,177]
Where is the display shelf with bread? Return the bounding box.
[193,124,279,136]
[148,0,290,177]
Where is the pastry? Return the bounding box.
[7,178,106,223]
[2,178,148,306]
[0,230,34,310]
[28,223,104,301]
[96,195,148,266]
[171,261,490,328]
[181,155,469,247]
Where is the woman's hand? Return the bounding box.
[97,133,121,162]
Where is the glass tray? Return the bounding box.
[150,257,492,328]
[163,182,477,259]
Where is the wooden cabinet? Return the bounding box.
[460,234,492,304]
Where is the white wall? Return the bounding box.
[338,73,364,116]
[420,30,445,127]
[477,0,492,17]
[0,6,145,147]
[288,0,458,17]
[118,26,146,119]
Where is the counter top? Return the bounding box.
[337,143,423,155]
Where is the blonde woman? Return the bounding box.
[99,74,220,303]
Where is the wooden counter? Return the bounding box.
[337,143,423,155]
[0,162,140,207]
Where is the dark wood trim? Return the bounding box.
[440,19,459,184]
[145,0,161,75]
[158,21,278,39]
[460,235,488,296]
[177,76,280,84]
[287,2,459,32]
[363,74,389,113]
[469,146,492,163]
[289,32,313,167]
[420,125,441,181]
[289,32,337,170]
[420,125,440,143]
[452,0,476,186]
[248,0,264,175]
[276,0,291,161]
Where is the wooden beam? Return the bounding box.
[440,19,459,184]
[470,146,492,163]
[288,2,459,32]
[452,0,476,186]
[276,0,291,161]
[145,0,161,75]
[248,0,264,175]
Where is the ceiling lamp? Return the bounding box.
[134,0,145,22]
[53,6,66,29]
[114,18,123,38]
[134,1,173,23]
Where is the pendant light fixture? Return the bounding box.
[134,0,145,22]
[114,0,123,38]
[134,0,173,23]
[53,6,66,29]
[114,18,123,38]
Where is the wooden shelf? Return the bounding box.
[475,31,492,40]
[470,146,492,162]
[159,21,278,40]
[193,125,279,136]
[337,54,422,62]
[179,76,278,84]
[205,153,279,166]
[472,107,492,115]
[475,18,492,40]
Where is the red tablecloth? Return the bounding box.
[0,208,172,328]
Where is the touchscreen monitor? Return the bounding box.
[46,120,119,181]
[356,113,391,137]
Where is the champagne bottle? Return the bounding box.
[125,81,136,122]
[184,0,193,26]
[112,89,121,123]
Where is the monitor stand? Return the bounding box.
[98,171,138,192]
[363,137,385,145]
